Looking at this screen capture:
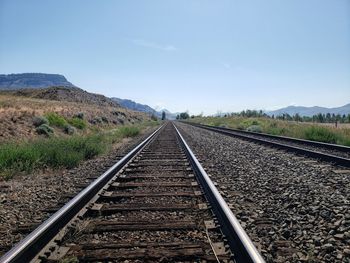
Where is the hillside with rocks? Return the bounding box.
[0,87,151,142]
[10,86,120,107]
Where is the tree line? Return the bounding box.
[176,109,350,123]
[226,110,350,123]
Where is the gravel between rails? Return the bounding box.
[0,126,159,256]
[176,122,350,263]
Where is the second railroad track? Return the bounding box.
[185,122,350,168]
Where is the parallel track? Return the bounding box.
[185,122,350,168]
[0,122,264,263]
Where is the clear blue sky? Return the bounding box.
[1,0,349,114]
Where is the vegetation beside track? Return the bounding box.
[0,120,160,180]
[187,116,350,146]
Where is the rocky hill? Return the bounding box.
[0,73,75,90]
[11,86,120,107]
[0,87,151,142]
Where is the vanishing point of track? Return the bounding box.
[0,122,264,263]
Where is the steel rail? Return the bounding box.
[0,125,164,263]
[174,123,265,263]
[184,122,350,168]
[191,123,350,152]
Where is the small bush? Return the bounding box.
[101,116,109,123]
[91,117,102,124]
[64,125,76,135]
[68,117,87,129]
[241,119,260,129]
[304,126,339,144]
[0,134,109,178]
[45,112,67,128]
[0,143,41,175]
[36,124,54,136]
[82,135,106,159]
[118,126,140,137]
[0,121,157,179]
[74,112,84,119]
[269,127,286,135]
[33,116,49,127]
[246,125,262,133]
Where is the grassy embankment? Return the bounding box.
[188,116,350,146]
[0,120,160,180]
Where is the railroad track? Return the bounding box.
[184,122,350,168]
[0,122,264,263]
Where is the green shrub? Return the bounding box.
[36,124,54,136]
[304,126,339,144]
[68,117,87,129]
[268,127,286,135]
[82,135,106,159]
[241,119,260,129]
[64,125,76,135]
[118,126,140,137]
[0,134,109,179]
[246,125,262,133]
[0,122,156,179]
[0,143,41,174]
[45,112,67,128]
[33,116,49,127]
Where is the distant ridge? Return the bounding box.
[112,98,157,115]
[0,73,179,118]
[111,97,177,120]
[0,73,75,90]
[267,104,350,117]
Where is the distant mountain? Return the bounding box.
[267,104,350,117]
[0,73,179,118]
[111,98,177,120]
[0,73,75,90]
[112,98,157,115]
[3,86,120,108]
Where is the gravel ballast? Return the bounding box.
[176,122,350,263]
[0,126,158,256]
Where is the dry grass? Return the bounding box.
[0,121,162,180]
[0,94,149,142]
[188,116,350,146]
